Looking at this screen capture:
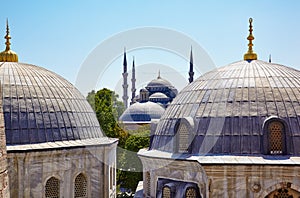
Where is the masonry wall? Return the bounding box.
[7,143,117,198]
[203,164,300,198]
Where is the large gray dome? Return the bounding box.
[0,62,103,145]
[151,60,300,155]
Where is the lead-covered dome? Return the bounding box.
[0,62,103,145]
[120,101,165,122]
[151,60,300,155]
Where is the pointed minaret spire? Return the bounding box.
[122,48,128,109]
[244,18,258,61]
[189,46,194,83]
[269,54,272,63]
[123,47,127,73]
[131,56,136,105]
[0,19,18,62]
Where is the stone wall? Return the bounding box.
[7,142,117,198]
[140,153,300,198]
[0,86,9,198]
[140,156,207,198]
[203,165,300,198]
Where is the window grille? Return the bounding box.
[269,121,284,154]
[74,173,87,198]
[272,188,293,198]
[185,187,197,198]
[45,177,60,198]
[162,186,171,198]
[178,122,189,153]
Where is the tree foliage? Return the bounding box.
[87,88,128,147]
[87,89,151,194]
[118,125,150,192]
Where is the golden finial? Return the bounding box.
[0,19,18,62]
[244,18,257,61]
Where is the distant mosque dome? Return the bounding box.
[119,101,165,122]
[149,92,168,99]
[145,72,177,97]
[147,76,173,88]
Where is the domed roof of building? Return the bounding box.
[146,75,173,88]
[150,60,300,155]
[149,92,168,99]
[0,62,104,146]
[119,101,165,122]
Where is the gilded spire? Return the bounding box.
[244,18,257,61]
[0,19,18,62]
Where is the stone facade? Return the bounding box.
[0,89,9,198]
[7,142,117,198]
[139,152,300,198]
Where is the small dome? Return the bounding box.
[119,101,165,122]
[151,60,300,155]
[149,92,168,99]
[0,62,103,145]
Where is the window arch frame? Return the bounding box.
[174,117,195,154]
[44,176,61,198]
[73,172,89,198]
[262,116,291,155]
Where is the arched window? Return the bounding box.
[185,187,197,198]
[162,186,171,198]
[74,173,87,198]
[268,121,284,154]
[178,122,189,153]
[45,177,60,198]
[265,187,300,197]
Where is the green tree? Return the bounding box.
[118,125,150,192]
[87,88,127,147]
[87,89,151,194]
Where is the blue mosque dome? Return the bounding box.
[119,101,165,122]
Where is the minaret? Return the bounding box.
[130,57,136,105]
[188,46,194,83]
[122,48,128,109]
[244,18,258,61]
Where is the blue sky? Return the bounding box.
[1,1,300,96]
